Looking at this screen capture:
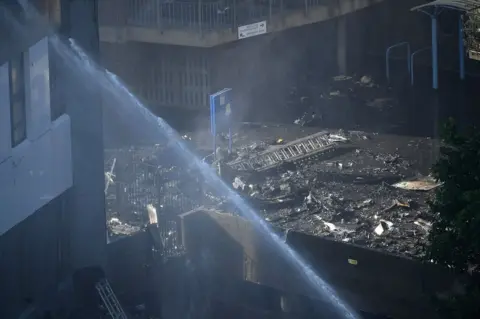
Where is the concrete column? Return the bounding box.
[61,0,107,271]
[336,15,347,75]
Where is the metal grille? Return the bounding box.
[99,0,334,31]
[105,146,204,232]
[158,218,184,258]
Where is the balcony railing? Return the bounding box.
[99,0,334,32]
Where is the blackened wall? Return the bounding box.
[59,0,107,270]
[0,0,106,316]
[0,193,69,318]
[100,0,480,133]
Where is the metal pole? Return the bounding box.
[431,15,438,89]
[158,0,163,29]
[385,42,410,82]
[459,13,465,80]
[198,0,202,36]
[280,0,285,26]
[228,127,232,153]
[210,96,216,159]
[233,0,237,30]
[269,0,273,20]
[411,47,431,86]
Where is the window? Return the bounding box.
[50,43,65,121]
[9,54,27,147]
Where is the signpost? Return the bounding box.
[210,88,233,159]
[238,21,267,40]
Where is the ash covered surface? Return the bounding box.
[104,74,440,259]
[215,127,437,259]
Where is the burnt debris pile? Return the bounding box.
[288,74,397,131]
[104,124,440,259]
[223,128,439,259]
[104,144,212,242]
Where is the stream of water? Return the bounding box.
[50,35,359,318]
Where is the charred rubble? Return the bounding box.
[103,73,441,259]
[288,74,397,129]
[104,123,439,259]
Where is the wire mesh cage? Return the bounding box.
[104,145,206,246]
[465,8,480,60]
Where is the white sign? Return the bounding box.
[238,21,267,40]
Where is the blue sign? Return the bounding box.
[210,88,233,158]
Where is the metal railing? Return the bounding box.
[105,146,203,215]
[99,0,334,32]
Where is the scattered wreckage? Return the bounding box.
[104,125,441,260]
[227,131,348,172]
[103,73,441,258]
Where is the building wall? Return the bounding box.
[101,42,211,112]
[59,0,107,271]
[0,0,106,315]
[0,37,73,236]
[0,192,69,319]
[99,11,352,126]
[100,0,480,130]
[101,41,212,135]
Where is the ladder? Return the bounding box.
[95,278,128,319]
[227,132,347,171]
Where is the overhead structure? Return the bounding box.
[410,0,480,89]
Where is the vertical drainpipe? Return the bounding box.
[337,16,347,75]
[198,0,202,37]
[459,13,465,81]
[431,14,439,89]
[269,0,273,20]
[233,0,237,31]
[280,0,285,26]
[158,0,163,30]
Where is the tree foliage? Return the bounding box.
[428,119,480,270]
[428,119,480,318]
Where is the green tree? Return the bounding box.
[428,119,480,318]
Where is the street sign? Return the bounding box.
[238,21,267,40]
[210,88,233,158]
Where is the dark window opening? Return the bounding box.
[49,42,65,121]
[9,53,27,147]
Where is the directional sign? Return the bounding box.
[210,88,233,157]
[238,21,267,40]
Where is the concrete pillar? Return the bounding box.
[336,16,347,75]
[61,0,107,271]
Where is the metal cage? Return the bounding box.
[104,145,205,243]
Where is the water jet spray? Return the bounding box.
[6,1,359,317]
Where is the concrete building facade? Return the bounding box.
[98,0,392,132]
[0,0,105,317]
[98,0,475,132]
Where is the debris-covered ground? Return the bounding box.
[104,74,442,259]
[218,127,439,259]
